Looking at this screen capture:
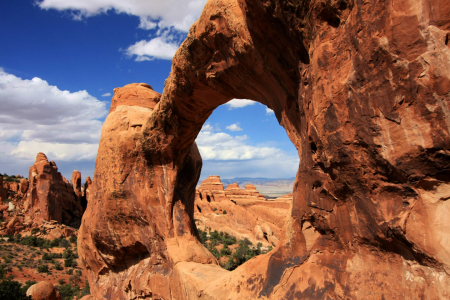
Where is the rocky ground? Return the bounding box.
[0,232,89,299]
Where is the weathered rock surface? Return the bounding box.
[80,0,450,299]
[25,153,83,227]
[78,83,216,299]
[26,281,62,300]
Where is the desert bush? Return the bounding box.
[69,235,77,244]
[54,261,63,270]
[37,264,49,273]
[56,283,79,300]
[60,239,71,248]
[64,257,73,268]
[0,280,32,300]
[50,238,61,247]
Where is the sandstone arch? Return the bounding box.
[79,0,450,299]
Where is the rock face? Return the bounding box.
[79,83,216,299]
[80,0,450,299]
[26,281,62,300]
[25,153,83,227]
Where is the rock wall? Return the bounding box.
[80,0,450,299]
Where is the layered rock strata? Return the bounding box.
[80,0,450,298]
[224,182,266,203]
[198,175,228,201]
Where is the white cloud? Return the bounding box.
[11,141,98,162]
[196,123,288,161]
[102,92,111,97]
[196,124,299,178]
[225,123,243,131]
[37,0,207,33]
[125,32,181,61]
[0,69,107,179]
[224,99,256,110]
[138,16,157,30]
[266,107,274,114]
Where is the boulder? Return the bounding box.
[26,281,62,300]
[47,228,63,240]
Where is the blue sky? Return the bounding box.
[0,0,299,182]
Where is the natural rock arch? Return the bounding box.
[79,0,450,299]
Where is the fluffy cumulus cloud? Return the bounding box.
[196,123,299,178]
[125,32,181,61]
[266,107,274,114]
[225,123,243,131]
[0,69,107,178]
[37,0,207,32]
[225,99,256,109]
[101,92,111,97]
[37,0,207,61]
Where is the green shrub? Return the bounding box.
[69,235,77,244]
[58,279,65,285]
[64,257,73,268]
[60,239,71,248]
[50,238,61,247]
[56,283,79,300]
[76,270,82,276]
[0,280,32,300]
[223,210,227,214]
[80,280,90,297]
[37,264,49,273]
[21,280,37,294]
[67,269,73,275]
[54,261,63,270]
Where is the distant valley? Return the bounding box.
[199,177,295,197]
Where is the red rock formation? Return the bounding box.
[71,170,82,202]
[80,0,450,298]
[19,178,29,197]
[26,281,62,300]
[25,153,83,227]
[198,175,228,202]
[274,192,292,202]
[78,83,216,299]
[224,182,266,203]
[81,176,91,212]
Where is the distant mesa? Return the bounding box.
[195,175,291,246]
